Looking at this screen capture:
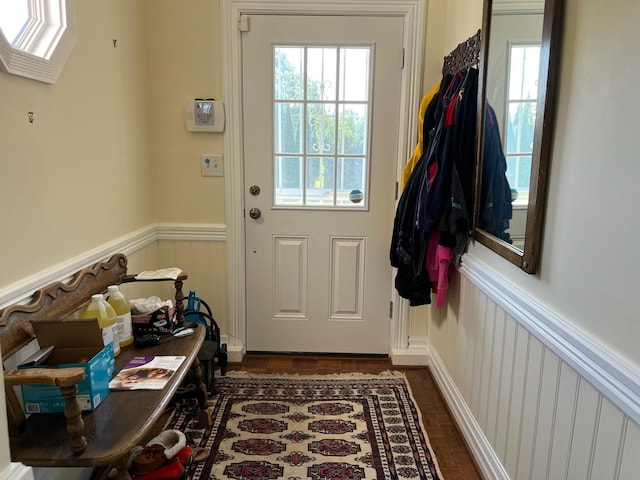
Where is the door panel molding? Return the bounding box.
[329,236,365,320]
[221,0,426,356]
[273,236,308,319]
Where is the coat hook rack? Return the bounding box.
[442,29,481,75]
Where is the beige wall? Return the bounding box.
[0,0,229,320]
[0,0,153,285]
[145,0,228,327]
[422,0,483,90]
[146,0,226,224]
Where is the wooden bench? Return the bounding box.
[0,253,211,479]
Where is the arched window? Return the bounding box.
[0,0,76,84]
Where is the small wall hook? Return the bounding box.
[113,39,118,48]
[27,112,34,123]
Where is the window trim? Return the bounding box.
[0,0,76,84]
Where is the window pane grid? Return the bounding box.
[504,43,540,205]
[274,45,370,208]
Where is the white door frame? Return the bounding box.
[221,0,426,362]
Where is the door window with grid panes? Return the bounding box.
[274,46,371,208]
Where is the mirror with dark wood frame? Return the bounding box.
[473,0,563,273]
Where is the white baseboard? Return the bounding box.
[2,463,33,480]
[390,348,430,366]
[391,335,508,477]
[224,344,245,364]
[220,335,245,364]
[426,339,510,480]
[389,336,430,366]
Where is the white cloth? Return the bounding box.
[134,268,183,280]
[129,296,173,314]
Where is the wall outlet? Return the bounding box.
[201,154,223,177]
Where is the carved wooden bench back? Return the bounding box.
[0,254,128,434]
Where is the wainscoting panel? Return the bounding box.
[619,420,640,478]
[428,259,640,480]
[157,237,228,332]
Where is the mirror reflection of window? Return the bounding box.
[505,44,541,207]
[474,0,563,273]
[481,11,544,251]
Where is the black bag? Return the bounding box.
[132,306,176,336]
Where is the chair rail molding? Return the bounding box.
[0,223,227,311]
[459,255,640,427]
[155,223,226,242]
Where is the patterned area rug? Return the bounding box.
[166,371,443,480]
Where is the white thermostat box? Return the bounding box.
[186,99,225,132]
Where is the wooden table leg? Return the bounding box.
[189,357,213,427]
[61,384,87,454]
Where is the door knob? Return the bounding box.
[249,207,262,219]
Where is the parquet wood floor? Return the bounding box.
[229,354,483,480]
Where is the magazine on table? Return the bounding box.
[109,355,186,390]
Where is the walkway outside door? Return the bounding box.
[242,14,404,353]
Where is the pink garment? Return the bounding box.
[434,245,453,307]
[426,232,453,308]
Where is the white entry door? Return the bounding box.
[242,14,404,354]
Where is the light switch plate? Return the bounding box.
[201,154,223,177]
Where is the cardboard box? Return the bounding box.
[20,319,115,413]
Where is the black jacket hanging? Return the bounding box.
[389,75,450,306]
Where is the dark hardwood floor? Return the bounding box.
[228,354,483,480]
